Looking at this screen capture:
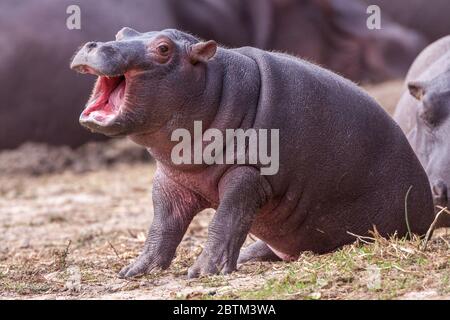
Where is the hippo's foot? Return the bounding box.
[237,240,281,264]
[187,167,271,278]
[187,247,238,278]
[118,171,206,279]
[118,252,170,278]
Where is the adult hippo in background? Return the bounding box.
[71,28,433,278]
[363,0,450,43]
[168,0,426,82]
[0,0,426,150]
[394,36,450,227]
[0,0,175,149]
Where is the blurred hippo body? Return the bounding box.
[0,0,425,149]
[169,0,426,82]
[0,0,175,149]
[71,28,434,278]
[394,36,450,227]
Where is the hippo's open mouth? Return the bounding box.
[81,75,126,124]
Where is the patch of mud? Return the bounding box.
[0,139,150,176]
[0,163,277,299]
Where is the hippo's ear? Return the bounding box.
[189,41,217,65]
[115,27,140,41]
[408,81,426,101]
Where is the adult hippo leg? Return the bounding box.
[119,171,206,278]
[188,167,272,278]
[238,240,282,264]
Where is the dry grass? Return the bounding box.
[217,230,450,300]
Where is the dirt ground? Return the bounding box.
[1,80,449,300]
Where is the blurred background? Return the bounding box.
[1,0,449,300]
[1,0,449,162]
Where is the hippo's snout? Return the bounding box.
[85,42,98,50]
[70,29,166,139]
[71,41,102,74]
[71,41,133,137]
[70,41,129,77]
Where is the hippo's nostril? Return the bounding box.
[98,45,117,56]
[86,42,97,50]
[432,180,448,205]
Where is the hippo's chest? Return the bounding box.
[159,164,235,207]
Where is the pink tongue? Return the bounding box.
[109,80,125,109]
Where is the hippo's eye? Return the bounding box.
[157,44,170,55]
[419,96,448,129]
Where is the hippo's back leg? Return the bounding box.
[238,240,281,264]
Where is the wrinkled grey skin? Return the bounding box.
[394,36,450,228]
[169,0,426,83]
[71,28,434,278]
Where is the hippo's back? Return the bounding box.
[238,47,433,248]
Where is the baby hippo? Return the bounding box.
[394,36,450,227]
[71,28,434,278]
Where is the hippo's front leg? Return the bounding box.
[188,167,271,278]
[119,171,206,278]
